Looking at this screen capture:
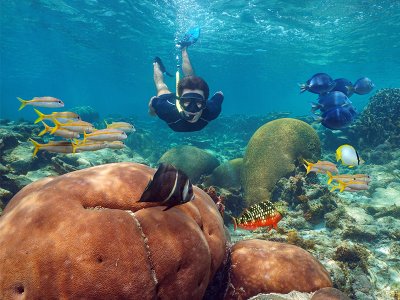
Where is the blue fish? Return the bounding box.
[300,73,336,94]
[311,91,352,113]
[351,77,374,95]
[331,78,354,97]
[314,106,355,130]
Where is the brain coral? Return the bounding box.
[242,118,321,206]
[158,145,219,182]
[225,239,332,299]
[0,163,227,299]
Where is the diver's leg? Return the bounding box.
[153,61,170,96]
[149,61,171,116]
[182,47,195,76]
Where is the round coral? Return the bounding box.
[241,118,321,206]
[0,162,227,299]
[204,158,242,189]
[225,239,332,299]
[158,145,220,182]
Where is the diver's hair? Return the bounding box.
[178,76,209,99]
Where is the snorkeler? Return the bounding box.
[148,28,224,132]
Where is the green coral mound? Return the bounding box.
[242,118,321,206]
[158,145,219,182]
[204,158,242,189]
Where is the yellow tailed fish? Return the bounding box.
[303,159,339,174]
[38,121,80,139]
[29,138,73,157]
[326,171,371,185]
[33,108,80,124]
[51,118,94,134]
[83,129,127,143]
[17,96,64,110]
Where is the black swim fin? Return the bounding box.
[154,57,173,77]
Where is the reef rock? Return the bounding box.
[242,118,321,206]
[0,163,228,299]
[204,158,242,189]
[225,239,332,299]
[311,287,350,300]
[158,145,220,182]
[350,88,400,147]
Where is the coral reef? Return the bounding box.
[158,145,220,182]
[349,88,400,148]
[203,158,242,189]
[311,287,351,300]
[242,118,321,206]
[0,163,228,299]
[225,239,332,299]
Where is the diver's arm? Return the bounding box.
[204,91,224,120]
[182,48,195,76]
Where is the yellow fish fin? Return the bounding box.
[33,108,46,124]
[83,131,88,143]
[338,180,346,192]
[50,118,61,134]
[38,121,50,136]
[303,159,313,174]
[104,120,109,128]
[29,138,41,157]
[17,97,27,111]
[326,171,333,185]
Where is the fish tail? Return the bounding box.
[335,150,341,162]
[33,108,45,123]
[38,121,50,136]
[346,85,354,93]
[310,102,320,113]
[330,185,339,192]
[326,171,333,185]
[17,97,27,111]
[338,180,346,192]
[104,120,109,128]
[231,216,238,231]
[83,131,87,143]
[29,138,41,157]
[298,83,307,93]
[50,118,60,134]
[303,159,312,174]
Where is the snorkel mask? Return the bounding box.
[177,92,206,122]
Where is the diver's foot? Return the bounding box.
[153,57,166,73]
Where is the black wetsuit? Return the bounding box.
[151,92,224,132]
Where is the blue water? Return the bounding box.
[1,1,400,121]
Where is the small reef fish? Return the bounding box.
[303,159,339,174]
[51,119,94,134]
[231,201,282,231]
[29,138,73,157]
[331,78,354,97]
[83,129,127,142]
[34,108,80,124]
[349,77,374,95]
[139,163,194,211]
[71,140,108,153]
[104,141,126,149]
[312,105,356,130]
[311,91,352,113]
[17,97,64,110]
[105,121,135,133]
[299,73,336,94]
[38,121,80,139]
[326,171,371,185]
[330,180,369,192]
[336,144,363,168]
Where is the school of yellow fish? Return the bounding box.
[303,144,370,193]
[18,96,135,157]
